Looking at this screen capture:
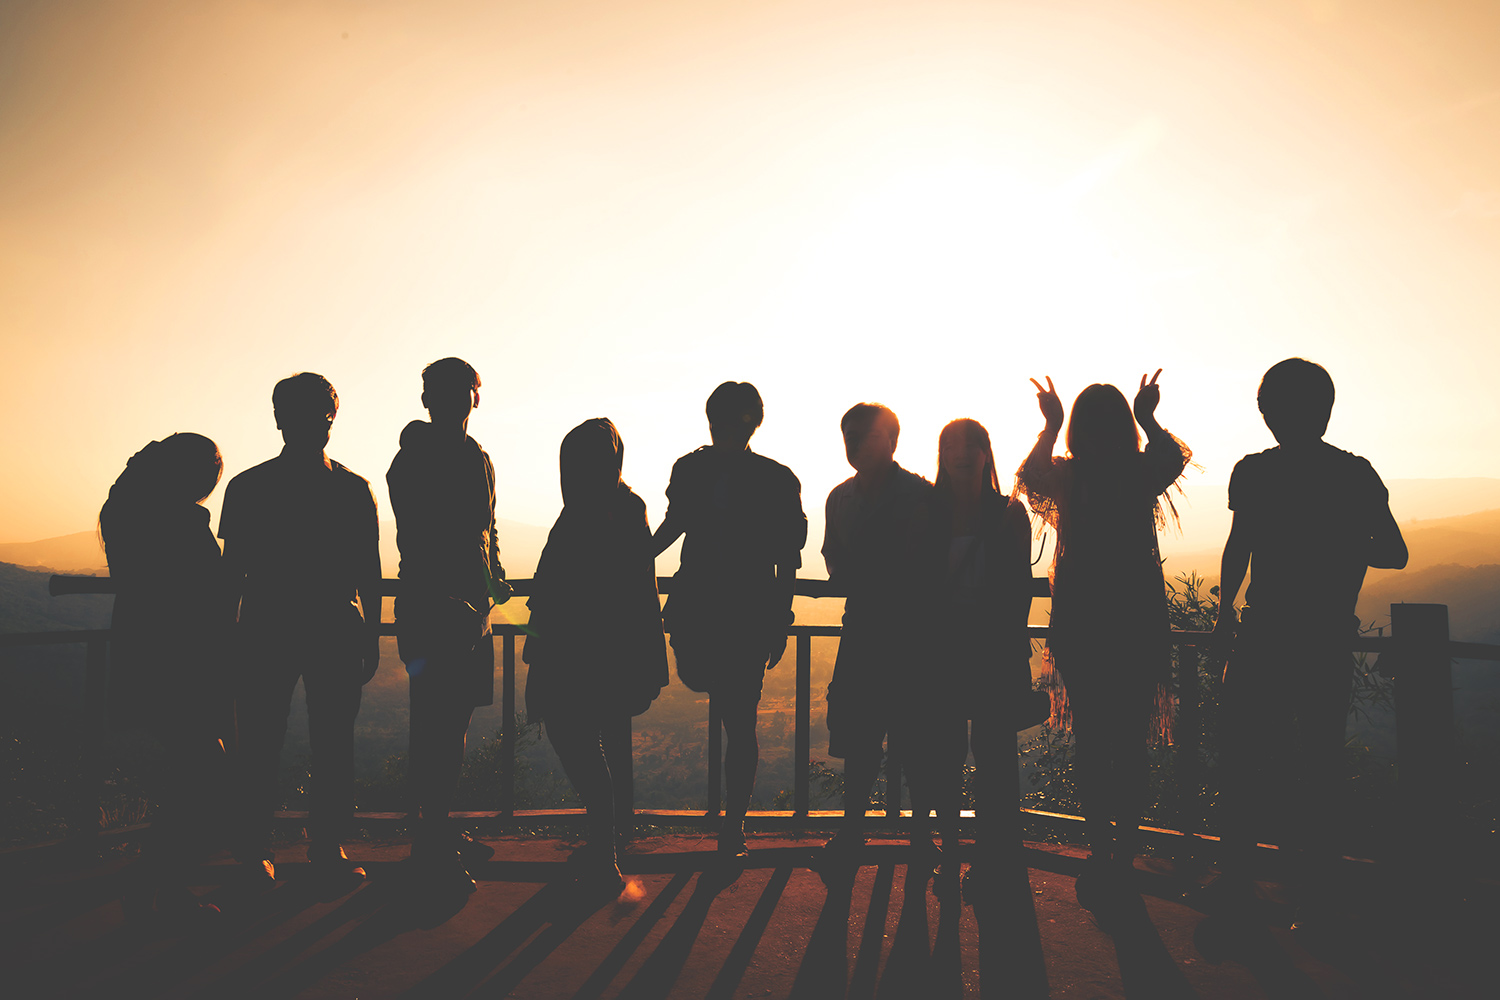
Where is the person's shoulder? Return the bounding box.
[616,485,649,521]
[670,446,713,477]
[1231,446,1281,479]
[225,456,281,493]
[1319,442,1385,488]
[892,464,933,495]
[328,459,376,500]
[827,475,857,502]
[397,420,430,449]
[746,449,801,489]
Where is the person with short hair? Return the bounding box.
[819,402,933,864]
[388,357,509,894]
[221,372,382,885]
[1214,358,1407,931]
[653,381,807,862]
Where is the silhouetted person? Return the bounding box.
[1018,371,1190,911]
[1214,358,1407,932]
[101,433,231,923]
[524,419,668,895]
[653,381,807,861]
[220,372,381,884]
[388,358,510,895]
[819,403,933,863]
[917,419,1034,894]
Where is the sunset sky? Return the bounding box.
[3,0,1499,566]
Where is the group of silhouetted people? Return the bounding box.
[100,356,1406,939]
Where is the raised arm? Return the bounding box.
[1135,369,1192,493]
[1018,376,1067,516]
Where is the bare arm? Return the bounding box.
[1215,512,1251,634]
[651,512,684,558]
[222,537,247,624]
[1369,505,1408,570]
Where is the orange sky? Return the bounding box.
[3,0,1499,562]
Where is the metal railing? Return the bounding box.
[6,574,1497,855]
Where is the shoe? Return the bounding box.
[309,844,367,882]
[717,826,749,864]
[1074,859,1118,922]
[242,858,277,889]
[155,887,223,927]
[415,849,478,896]
[458,830,494,864]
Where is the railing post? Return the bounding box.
[1391,604,1453,865]
[794,633,811,818]
[500,631,516,820]
[707,696,722,818]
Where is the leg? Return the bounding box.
[303,656,363,854]
[409,673,475,856]
[546,710,619,878]
[719,690,760,851]
[232,657,301,862]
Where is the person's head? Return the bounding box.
[1065,383,1140,461]
[421,357,481,428]
[705,381,763,450]
[936,418,1000,495]
[1257,357,1334,444]
[560,418,624,508]
[272,372,338,451]
[840,402,900,473]
[101,433,223,537]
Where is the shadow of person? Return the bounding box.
[611,870,733,1000]
[969,858,1049,999]
[876,865,939,1000]
[789,875,856,1000]
[1103,890,1199,1000]
[1193,912,1323,999]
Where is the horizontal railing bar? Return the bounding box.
[0,629,112,648]
[47,573,1053,600]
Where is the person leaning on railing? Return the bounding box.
[652,381,807,864]
[387,357,511,897]
[99,431,232,924]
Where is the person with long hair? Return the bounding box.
[524,419,668,894]
[1017,371,1190,911]
[100,432,231,923]
[914,419,1035,894]
[653,382,806,863]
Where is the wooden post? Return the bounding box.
[794,633,811,817]
[707,696,722,817]
[500,632,516,820]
